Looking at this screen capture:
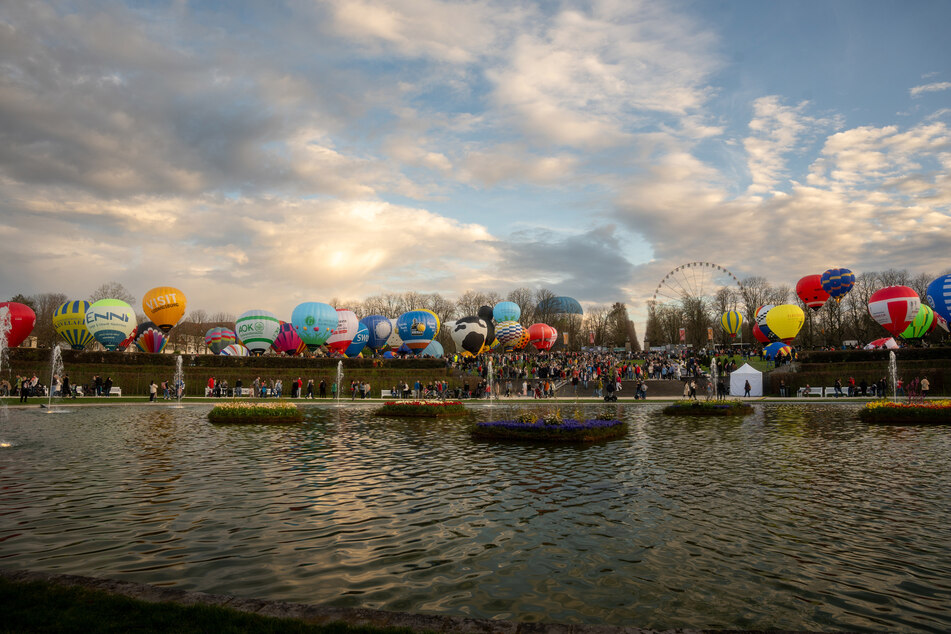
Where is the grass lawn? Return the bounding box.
[0,577,419,634]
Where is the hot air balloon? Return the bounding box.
[220,343,250,356]
[926,274,951,324]
[868,286,920,338]
[360,315,392,351]
[720,311,743,338]
[865,337,898,350]
[345,322,370,357]
[386,318,404,350]
[0,302,36,349]
[272,322,307,356]
[53,300,94,350]
[495,321,524,350]
[85,299,136,351]
[763,342,792,360]
[420,309,441,338]
[396,310,438,354]
[820,268,855,302]
[754,305,779,342]
[134,321,168,354]
[752,322,771,344]
[142,286,187,332]
[528,323,557,351]
[451,316,488,356]
[235,309,281,355]
[117,325,139,352]
[327,309,360,355]
[421,340,444,358]
[514,327,530,350]
[493,301,521,323]
[796,275,830,311]
[765,304,804,344]
[536,296,584,315]
[204,327,236,354]
[477,305,496,346]
[899,304,934,340]
[291,302,338,351]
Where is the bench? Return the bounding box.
[798,387,823,397]
[381,390,394,398]
[109,387,122,397]
[824,387,845,397]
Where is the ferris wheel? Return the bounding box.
[650,262,742,309]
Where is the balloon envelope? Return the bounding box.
[754,305,779,342]
[900,304,934,340]
[865,337,898,350]
[514,327,530,350]
[764,342,792,359]
[536,296,583,315]
[53,300,94,350]
[396,310,438,353]
[451,316,488,355]
[360,315,392,351]
[142,286,186,332]
[926,275,951,324]
[235,309,281,355]
[821,268,855,302]
[220,343,250,356]
[796,275,830,311]
[291,302,338,350]
[0,302,36,349]
[495,321,524,349]
[868,286,920,337]
[765,304,804,344]
[134,321,168,353]
[528,323,556,351]
[204,327,236,354]
[421,340,444,357]
[345,322,370,357]
[272,322,307,356]
[720,311,743,337]
[85,299,136,351]
[752,322,771,344]
[493,301,521,323]
[327,309,360,354]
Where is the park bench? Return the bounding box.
[380,389,395,398]
[109,387,122,397]
[798,387,823,397]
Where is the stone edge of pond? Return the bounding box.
[3,567,820,634]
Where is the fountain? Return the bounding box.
[335,360,343,406]
[169,355,184,408]
[710,357,719,400]
[45,344,70,413]
[888,350,898,402]
[487,359,495,403]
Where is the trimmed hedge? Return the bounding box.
[662,400,754,416]
[859,400,951,425]
[471,419,627,443]
[799,347,951,364]
[375,401,466,417]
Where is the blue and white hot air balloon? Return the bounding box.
[345,322,370,357]
[396,310,438,354]
[493,301,521,323]
[360,315,392,351]
[926,274,951,324]
[291,302,338,351]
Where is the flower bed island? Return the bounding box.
[662,400,754,416]
[375,400,466,417]
[208,401,303,424]
[859,399,951,425]
[472,413,626,443]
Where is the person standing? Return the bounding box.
[319,379,326,398]
[744,380,751,398]
[149,380,157,402]
[921,376,930,399]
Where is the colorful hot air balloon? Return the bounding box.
[495,321,524,350]
[752,322,771,344]
[134,321,168,354]
[204,327,236,354]
[396,310,438,354]
[85,299,136,351]
[528,323,557,351]
[421,340,444,357]
[754,305,779,342]
[0,302,36,349]
[386,318,404,350]
[272,322,307,356]
[360,315,392,351]
[900,304,934,340]
[926,274,951,324]
[345,322,370,357]
[765,304,804,344]
[52,300,94,350]
[451,316,488,356]
[514,327,530,350]
[235,309,281,355]
[763,342,792,360]
[493,301,521,323]
[327,309,360,355]
[720,311,743,338]
[142,286,186,332]
[796,275,830,311]
[220,343,250,356]
[291,302,338,351]
[864,337,898,350]
[868,286,921,337]
[820,268,855,302]
[420,309,441,338]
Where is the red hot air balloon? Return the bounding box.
[796,275,830,311]
[528,323,557,351]
[752,322,771,344]
[0,302,36,348]
[868,286,921,337]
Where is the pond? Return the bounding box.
[1,402,950,631]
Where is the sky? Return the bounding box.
[1,0,949,335]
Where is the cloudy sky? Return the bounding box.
[1,0,949,331]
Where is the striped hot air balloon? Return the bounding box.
[900,304,934,340]
[821,268,855,302]
[495,320,524,350]
[53,300,95,350]
[926,275,951,324]
[204,327,236,354]
[235,309,281,355]
[271,322,307,356]
[220,343,250,356]
[720,311,743,338]
[134,321,168,354]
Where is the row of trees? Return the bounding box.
[644,269,950,350]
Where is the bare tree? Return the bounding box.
[90,282,136,307]
[506,287,536,325]
[30,292,68,348]
[583,305,610,346]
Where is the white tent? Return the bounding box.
[729,363,763,397]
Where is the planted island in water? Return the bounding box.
[376,400,467,417]
[662,400,754,416]
[859,399,951,425]
[472,411,626,443]
[208,401,303,424]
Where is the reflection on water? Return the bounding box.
[1,403,950,631]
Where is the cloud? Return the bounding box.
[910,81,951,97]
